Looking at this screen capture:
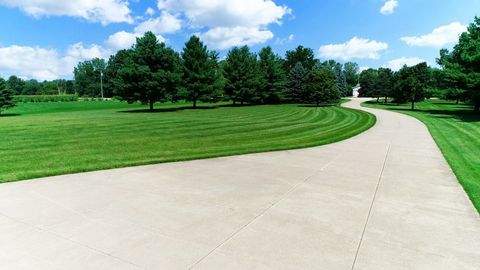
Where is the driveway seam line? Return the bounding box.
[350,142,392,270]
[188,170,321,269]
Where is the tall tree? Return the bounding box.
[359,69,379,98]
[0,78,15,115]
[286,62,308,103]
[181,36,223,108]
[305,67,340,106]
[393,63,430,110]
[322,60,349,97]
[376,68,394,102]
[6,76,25,95]
[344,62,360,90]
[284,46,318,73]
[114,32,182,110]
[437,16,480,112]
[257,46,287,104]
[223,46,261,105]
[74,58,106,97]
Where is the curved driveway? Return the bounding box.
[0,98,479,269]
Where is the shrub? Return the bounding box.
[13,95,79,103]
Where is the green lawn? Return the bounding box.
[0,100,375,183]
[363,99,480,213]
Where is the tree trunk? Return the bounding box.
[411,100,415,111]
[149,99,154,111]
[376,97,379,103]
[456,98,459,105]
[241,100,244,106]
[385,96,388,103]
[193,97,197,109]
[474,100,480,113]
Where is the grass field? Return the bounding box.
[363,99,480,213]
[0,100,375,183]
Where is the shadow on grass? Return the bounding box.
[0,113,21,117]
[118,105,220,113]
[367,101,480,123]
[298,104,337,108]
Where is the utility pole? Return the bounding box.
[100,71,104,99]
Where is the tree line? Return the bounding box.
[359,16,480,112]
[73,32,361,110]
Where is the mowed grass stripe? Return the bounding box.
[1,100,375,183]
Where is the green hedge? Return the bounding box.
[13,95,79,103]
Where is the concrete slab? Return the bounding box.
[0,98,479,269]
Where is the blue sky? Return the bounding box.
[0,0,478,80]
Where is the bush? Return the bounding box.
[13,95,78,103]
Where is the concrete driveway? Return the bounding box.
[0,98,479,269]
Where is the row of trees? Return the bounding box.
[359,17,480,112]
[74,32,361,110]
[1,76,75,96]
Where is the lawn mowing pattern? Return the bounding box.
[1,101,376,183]
[363,100,480,213]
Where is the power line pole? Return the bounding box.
[100,71,104,99]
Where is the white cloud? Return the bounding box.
[274,34,294,45]
[385,57,426,71]
[318,37,389,61]
[0,43,111,81]
[199,27,274,50]
[105,31,140,50]
[0,0,132,25]
[145,7,155,16]
[157,0,291,49]
[134,12,182,35]
[380,0,398,15]
[401,22,467,48]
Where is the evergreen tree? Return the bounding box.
[437,16,480,112]
[182,36,223,108]
[284,46,318,73]
[114,32,182,111]
[257,46,287,104]
[393,63,430,110]
[376,68,394,102]
[359,69,379,98]
[344,62,360,90]
[286,62,308,103]
[305,68,340,106]
[223,46,261,105]
[0,78,15,115]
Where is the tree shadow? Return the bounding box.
[0,113,20,117]
[118,105,220,113]
[388,107,480,123]
[298,104,338,108]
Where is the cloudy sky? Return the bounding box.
[0,0,478,80]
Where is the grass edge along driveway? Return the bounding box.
[1,100,376,183]
[363,99,480,213]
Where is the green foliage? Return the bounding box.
[376,68,394,101]
[284,45,318,73]
[286,62,308,103]
[392,62,430,109]
[0,78,16,114]
[223,46,261,105]
[74,58,106,97]
[437,16,480,112]
[359,69,379,98]
[1,100,375,183]
[6,76,25,95]
[13,95,78,103]
[305,67,340,105]
[181,36,223,108]
[344,62,360,89]
[112,32,182,110]
[257,46,287,104]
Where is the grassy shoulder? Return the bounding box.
[363,99,480,213]
[1,100,376,183]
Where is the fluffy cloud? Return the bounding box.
[157,0,291,49]
[380,0,398,15]
[385,57,426,71]
[401,22,467,47]
[134,12,182,35]
[199,27,274,50]
[318,37,389,61]
[0,43,111,81]
[105,31,140,50]
[0,0,132,25]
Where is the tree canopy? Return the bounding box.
[0,78,15,114]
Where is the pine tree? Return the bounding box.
[223,46,261,105]
[286,62,308,103]
[257,46,287,104]
[182,36,223,108]
[0,78,16,115]
[305,68,340,106]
